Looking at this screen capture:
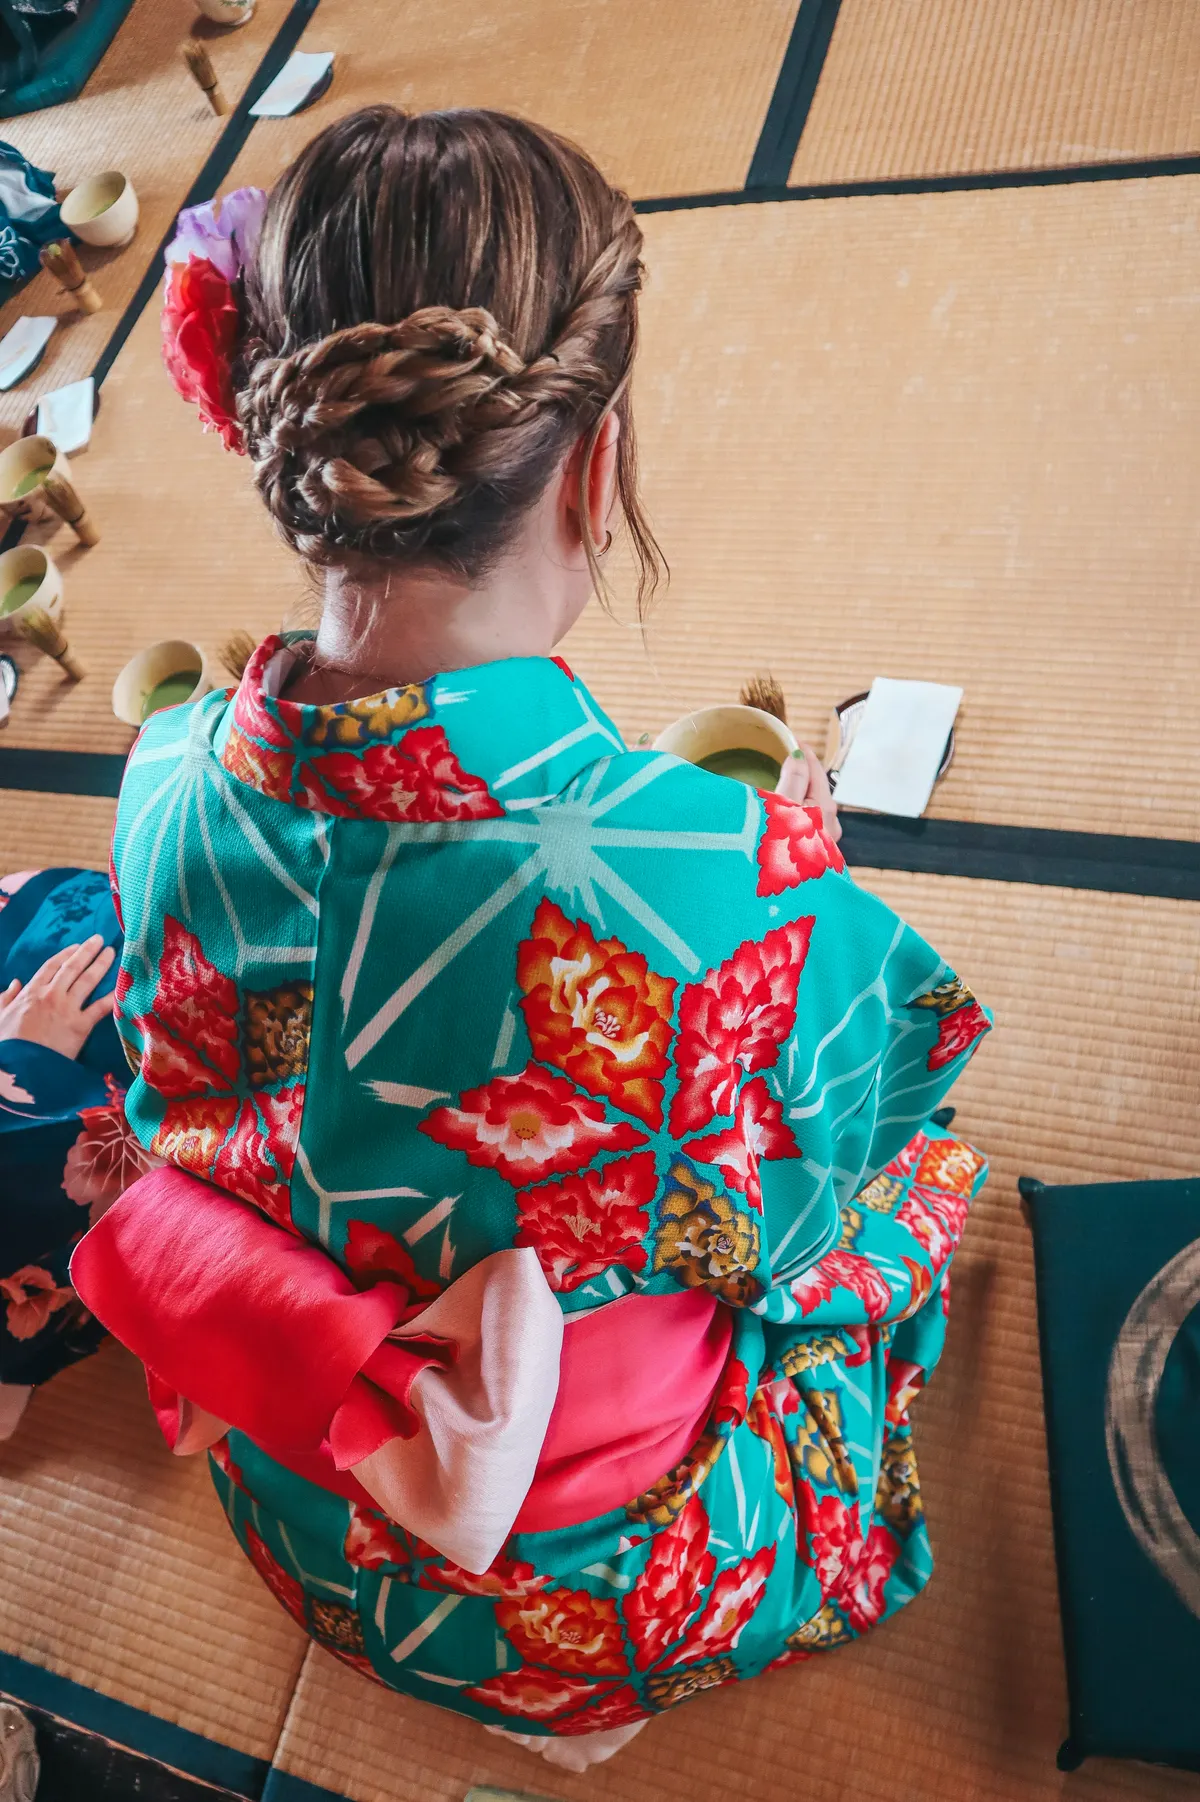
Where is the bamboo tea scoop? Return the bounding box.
[14,604,84,680]
[39,242,102,315]
[182,38,230,114]
[42,470,99,546]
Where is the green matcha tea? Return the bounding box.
[12,464,51,499]
[0,576,41,615]
[697,746,781,789]
[140,671,200,721]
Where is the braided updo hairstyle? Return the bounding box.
[235,105,663,607]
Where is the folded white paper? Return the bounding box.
[249,51,333,116]
[37,376,94,454]
[0,316,55,391]
[832,677,962,818]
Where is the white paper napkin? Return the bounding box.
[0,316,55,391]
[37,376,94,454]
[249,51,333,116]
[832,677,962,818]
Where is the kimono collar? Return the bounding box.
[218,634,626,821]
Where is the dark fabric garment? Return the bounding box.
[1029,1175,1200,1773]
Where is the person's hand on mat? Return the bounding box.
[0,936,115,1059]
[775,745,842,842]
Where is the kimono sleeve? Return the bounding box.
[653,794,991,1314]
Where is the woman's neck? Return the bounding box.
[282,554,585,705]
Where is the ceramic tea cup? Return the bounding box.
[0,545,64,640]
[0,434,71,523]
[653,703,798,790]
[60,171,139,249]
[113,639,214,727]
[195,0,256,20]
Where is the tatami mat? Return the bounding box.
[5,172,1199,855]
[793,0,1200,185]
[0,789,114,874]
[0,0,290,438]
[265,873,1200,1802]
[214,0,796,203]
[0,1338,306,1761]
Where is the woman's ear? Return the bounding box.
[562,411,621,555]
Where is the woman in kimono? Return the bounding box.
[0,869,130,1438]
[74,107,992,1772]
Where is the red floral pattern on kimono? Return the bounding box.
[420,1061,646,1185]
[245,1525,307,1629]
[755,793,845,896]
[134,918,306,1230]
[623,1497,715,1669]
[342,1506,546,1597]
[673,1545,778,1660]
[463,1668,601,1721]
[296,729,504,823]
[496,1587,627,1676]
[341,1220,443,1306]
[517,900,676,1129]
[927,1000,990,1071]
[670,920,813,1135]
[684,1074,801,1210]
[515,1152,656,1291]
[791,1248,894,1322]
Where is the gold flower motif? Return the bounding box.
[653,1161,762,1306]
[242,981,313,1088]
[857,1172,904,1214]
[646,1657,737,1708]
[787,1602,854,1653]
[791,1390,858,1496]
[305,685,430,749]
[910,975,975,1019]
[779,1331,859,1378]
[625,1430,724,1526]
[309,1599,366,1652]
[838,1205,864,1250]
[876,1429,924,1535]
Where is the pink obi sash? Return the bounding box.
[71,1168,731,1574]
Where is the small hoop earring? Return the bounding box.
[599,530,613,555]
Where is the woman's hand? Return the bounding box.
[0,936,116,1060]
[775,745,842,842]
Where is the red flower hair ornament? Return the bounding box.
[161,186,267,453]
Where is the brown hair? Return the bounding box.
[236,106,664,609]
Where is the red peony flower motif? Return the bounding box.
[712,1357,752,1428]
[137,917,307,1231]
[496,1586,627,1676]
[161,258,242,451]
[421,1061,646,1186]
[885,1131,928,1181]
[896,1255,934,1321]
[463,1667,601,1721]
[755,792,845,896]
[801,1492,863,1597]
[342,1220,442,1308]
[790,1247,894,1323]
[914,1137,987,1198]
[244,1525,307,1629]
[670,920,813,1136]
[517,900,676,1129]
[895,1184,970,1278]
[298,727,503,823]
[623,1496,715,1670]
[885,1358,926,1430]
[684,1074,800,1210]
[747,1388,794,1503]
[674,1544,777,1662]
[0,1265,75,1340]
[831,1523,899,1633]
[515,1151,656,1291]
[342,1507,546,1597]
[555,1685,647,1736]
[927,1000,990,1071]
[62,1077,162,1226]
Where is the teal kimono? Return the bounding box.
[108,636,990,1737]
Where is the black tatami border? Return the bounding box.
[2,0,1199,904]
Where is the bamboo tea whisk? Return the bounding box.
[14,605,84,680]
[42,471,99,547]
[40,241,101,315]
[739,674,787,723]
[182,38,229,114]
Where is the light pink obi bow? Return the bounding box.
[71,1168,729,1575]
